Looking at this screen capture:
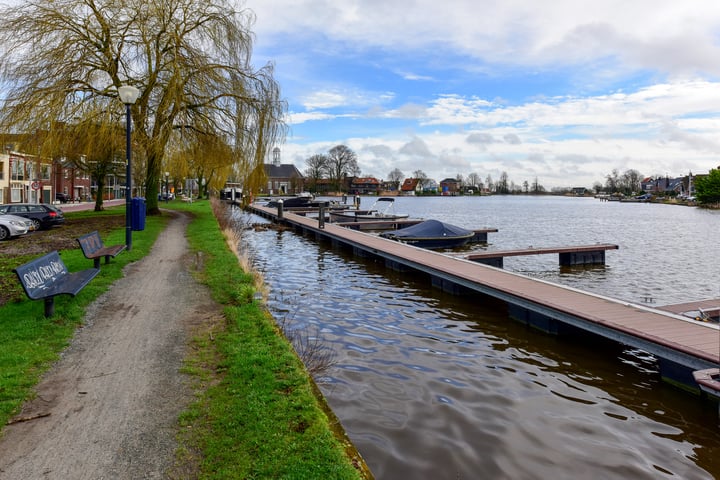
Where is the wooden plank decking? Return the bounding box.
[466,244,619,259]
[249,204,720,388]
[465,244,618,267]
[658,299,720,320]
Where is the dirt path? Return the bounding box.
[0,211,221,479]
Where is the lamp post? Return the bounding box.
[165,171,170,203]
[118,85,140,250]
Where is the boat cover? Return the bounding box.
[381,219,473,239]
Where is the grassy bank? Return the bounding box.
[0,200,371,479]
[0,211,167,426]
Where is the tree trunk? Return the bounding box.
[94,179,105,211]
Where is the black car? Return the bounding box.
[55,192,71,203]
[0,203,65,230]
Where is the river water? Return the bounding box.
[230,195,720,480]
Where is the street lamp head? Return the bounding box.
[165,171,169,178]
[118,85,140,105]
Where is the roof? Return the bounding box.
[401,178,419,191]
[351,177,380,185]
[264,163,303,178]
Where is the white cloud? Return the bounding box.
[249,0,720,75]
[245,0,720,188]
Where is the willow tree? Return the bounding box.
[0,0,286,215]
[59,105,127,211]
[169,130,235,198]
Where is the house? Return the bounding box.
[423,179,439,194]
[263,147,304,195]
[349,176,381,195]
[54,159,92,201]
[439,178,461,195]
[0,151,55,204]
[400,178,420,195]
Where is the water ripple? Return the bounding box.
[232,199,720,480]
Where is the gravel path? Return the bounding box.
[0,211,221,479]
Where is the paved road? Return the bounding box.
[56,199,126,213]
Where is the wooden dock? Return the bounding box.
[658,299,720,322]
[247,204,720,401]
[465,244,619,267]
[335,219,498,242]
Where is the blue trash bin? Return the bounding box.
[131,197,146,231]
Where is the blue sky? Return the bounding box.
[246,0,720,189]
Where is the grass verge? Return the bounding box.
[171,199,371,479]
[0,210,167,427]
[0,199,371,479]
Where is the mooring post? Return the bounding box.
[277,199,284,220]
[318,202,327,229]
[354,195,360,208]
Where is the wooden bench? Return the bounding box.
[13,251,99,317]
[76,231,126,268]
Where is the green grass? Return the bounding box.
[0,199,371,479]
[0,210,167,426]
[171,199,370,479]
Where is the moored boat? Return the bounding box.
[265,192,314,208]
[380,219,474,249]
[329,197,409,222]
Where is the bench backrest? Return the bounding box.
[77,231,103,256]
[13,251,68,300]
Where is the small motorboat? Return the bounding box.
[380,219,474,249]
[329,197,409,222]
[265,192,314,208]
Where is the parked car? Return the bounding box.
[0,214,32,240]
[55,192,71,203]
[0,203,65,230]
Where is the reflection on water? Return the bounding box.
[230,197,720,480]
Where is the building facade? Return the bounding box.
[263,147,305,194]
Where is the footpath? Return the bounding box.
[0,211,222,479]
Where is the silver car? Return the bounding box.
[0,214,32,240]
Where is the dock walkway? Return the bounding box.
[465,244,619,267]
[248,204,720,396]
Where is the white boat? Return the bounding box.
[329,197,409,222]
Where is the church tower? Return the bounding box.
[272,147,281,167]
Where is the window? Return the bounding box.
[10,183,22,202]
[11,158,24,181]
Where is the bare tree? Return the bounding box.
[305,154,328,192]
[413,169,429,189]
[0,0,286,215]
[621,169,643,194]
[387,168,403,190]
[485,174,494,193]
[605,169,620,193]
[326,145,359,193]
[497,171,510,194]
[467,172,481,189]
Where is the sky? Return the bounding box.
[243,0,720,190]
